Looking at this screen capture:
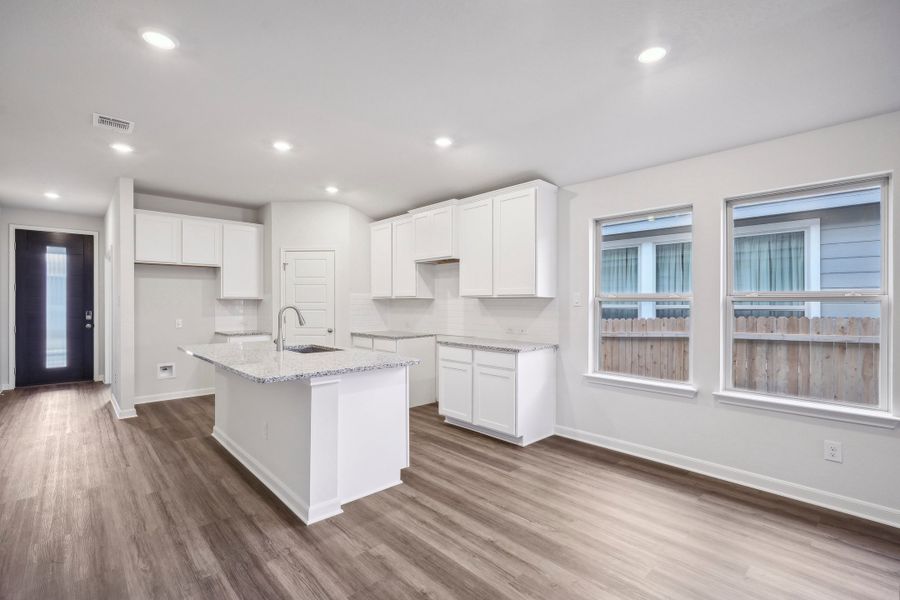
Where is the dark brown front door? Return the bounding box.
[14,229,94,386]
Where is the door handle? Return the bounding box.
[327,328,334,333]
[85,323,93,329]
[85,310,93,321]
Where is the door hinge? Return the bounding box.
[282,262,288,270]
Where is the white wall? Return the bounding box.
[262,201,371,347]
[134,192,260,223]
[354,263,559,343]
[105,178,135,418]
[557,111,900,527]
[134,264,217,402]
[0,207,106,389]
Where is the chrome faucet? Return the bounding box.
[275,305,306,352]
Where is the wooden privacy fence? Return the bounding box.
[600,316,879,406]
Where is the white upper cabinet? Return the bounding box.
[494,188,537,296]
[412,202,458,262]
[459,181,557,298]
[135,212,181,264]
[220,223,264,299]
[181,218,221,266]
[392,217,417,297]
[459,198,494,296]
[371,217,433,299]
[370,221,393,298]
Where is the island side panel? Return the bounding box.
[212,367,314,520]
[336,366,409,504]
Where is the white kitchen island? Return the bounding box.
[179,341,418,524]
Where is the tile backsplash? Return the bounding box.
[214,299,262,332]
[350,263,559,342]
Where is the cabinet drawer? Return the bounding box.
[438,345,472,364]
[352,336,373,349]
[474,350,516,370]
[373,338,397,353]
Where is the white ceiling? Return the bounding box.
[1,0,899,218]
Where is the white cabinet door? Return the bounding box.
[494,188,536,296]
[135,212,181,264]
[414,206,455,261]
[392,217,416,297]
[473,362,517,436]
[459,198,493,296]
[371,222,393,298]
[438,360,473,422]
[181,218,221,266]
[412,212,433,260]
[221,223,263,298]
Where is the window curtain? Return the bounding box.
[601,246,638,294]
[655,242,691,293]
[734,232,805,292]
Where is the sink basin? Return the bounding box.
[284,345,342,354]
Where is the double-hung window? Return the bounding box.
[595,209,693,383]
[725,177,889,410]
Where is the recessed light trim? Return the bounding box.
[325,186,339,195]
[434,136,454,148]
[637,46,667,64]
[141,30,178,50]
[272,140,293,152]
[44,191,60,200]
[110,142,134,154]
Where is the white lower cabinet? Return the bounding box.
[438,357,473,422]
[473,362,517,436]
[437,344,556,446]
[352,335,436,408]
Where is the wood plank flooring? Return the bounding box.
[1,382,899,599]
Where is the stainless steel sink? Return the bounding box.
[284,345,342,354]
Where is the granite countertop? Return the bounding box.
[214,330,271,337]
[179,341,419,384]
[350,330,436,340]
[435,335,558,353]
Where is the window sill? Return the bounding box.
[583,373,698,398]
[714,390,900,429]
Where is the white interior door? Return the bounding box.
[282,250,335,346]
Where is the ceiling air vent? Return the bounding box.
[92,113,135,134]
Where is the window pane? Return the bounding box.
[599,303,690,382]
[732,185,881,292]
[656,242,691,293]
[734,232,804,292]
[731,301,880,408]
[600,246,638,294]
[46,246,67,369]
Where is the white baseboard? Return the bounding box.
[110,392,137,419]
[554,424,900,530]
[94,373,105,383]
[134,387,215,405]
[212,426,337,525]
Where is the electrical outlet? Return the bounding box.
[824,440,842,463]
[175,318,183,329]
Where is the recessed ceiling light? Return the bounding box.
[637,46,667,64]
[325,186,339,194]
[434,136,454,148]
[44,191,60,200]
[272,140,293,152]
[141,30,178,50]
[110,142,134,154]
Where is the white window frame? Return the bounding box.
[721,175,892,418]
[591,207,695,393]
